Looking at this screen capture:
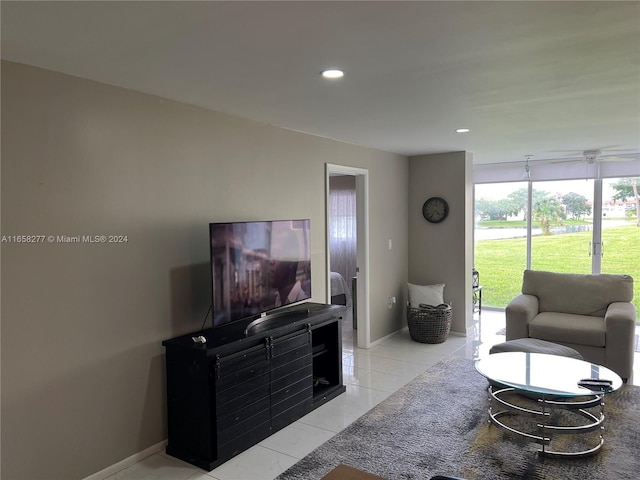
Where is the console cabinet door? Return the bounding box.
[270,329,313,430]
[164,348,214,468]
[214,342,271,459]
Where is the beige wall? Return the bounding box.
[408,152,474,335]
[0,61,409,479]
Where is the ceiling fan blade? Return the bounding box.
[599,155,634,162]
[547,146,630,156]
[592,145,624,151]
[537,149,638,166]
[546,150,583,156]
[548,158,584,164]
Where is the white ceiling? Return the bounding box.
[2,1,639,165]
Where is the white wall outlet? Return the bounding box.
[388,296,397,309]
[388,239,392,250]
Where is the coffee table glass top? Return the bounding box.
[475,352,623,397]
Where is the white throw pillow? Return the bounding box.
[407,283,445,308]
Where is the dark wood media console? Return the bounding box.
[162,302,346,471]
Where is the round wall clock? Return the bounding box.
[422,197,449,223]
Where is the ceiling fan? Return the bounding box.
[548,147,638,165]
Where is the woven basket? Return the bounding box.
[407,303,452,344]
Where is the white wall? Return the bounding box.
[408,152,474,334]
[0,61,409,479]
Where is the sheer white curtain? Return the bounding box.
[329,176,357,282]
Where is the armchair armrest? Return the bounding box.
[604,302,637,379]
[505,294,539,340]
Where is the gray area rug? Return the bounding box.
[278,357,640,480]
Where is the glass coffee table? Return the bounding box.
[475,352,623,458]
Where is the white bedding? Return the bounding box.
[330,271,352,306]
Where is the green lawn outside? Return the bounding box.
[475,224,640,320]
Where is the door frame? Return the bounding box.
[591,169,604,273]
[325,163,371,348]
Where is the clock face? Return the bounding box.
[422,197,449,223]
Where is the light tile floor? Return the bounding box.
[102,310,640,480]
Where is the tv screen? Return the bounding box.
[210,219,312,328]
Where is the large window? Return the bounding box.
[474,165,639,320]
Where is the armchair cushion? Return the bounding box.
[522,270,633,316]
[529,312,605,347]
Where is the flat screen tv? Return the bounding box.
[209,219,312,329]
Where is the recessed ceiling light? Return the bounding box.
[321,69,344,79]
[456,128,470,133]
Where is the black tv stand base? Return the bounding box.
[162,303,346,471]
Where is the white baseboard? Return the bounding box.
[366,325,467,345]
[83,440,167,480]
[367,327,404,348]
[449,331,466,337]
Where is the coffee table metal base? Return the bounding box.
[488,385,606,458]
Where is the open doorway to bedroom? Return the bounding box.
[325,164,370,348]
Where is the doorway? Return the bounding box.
[325,164,370,348]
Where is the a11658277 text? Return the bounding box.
[1,234,129,244]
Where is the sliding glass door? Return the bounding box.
[474,182,528,309]
[599,177,640,316]
[475,175,639,318]
[530,179,594,274]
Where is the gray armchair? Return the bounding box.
[506,270,636,380]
